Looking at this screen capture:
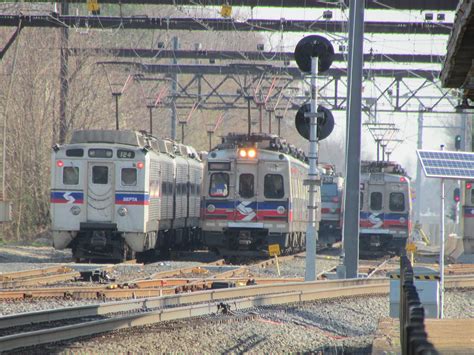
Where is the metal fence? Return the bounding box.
[399,255,439,354]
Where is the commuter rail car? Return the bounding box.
[319,164,344,246]
[359,161,412,254]
[51,130,202,262]
[201,133,311,256]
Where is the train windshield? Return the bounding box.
[209,173,229,197]
[264,174,284,199]
[239,174,254,198]
[321,183,338,202]
[63,167,79,185]
[389,192,405,211]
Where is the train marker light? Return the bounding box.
[466,182,472,190]
[248,149,256,158]
[453,187,460,202]
[136,161,144,169]
[56,160,64,167]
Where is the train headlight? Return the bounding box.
[399,217,406,224]
[207,204,216,213]
[118,207,128,217]
[239,149,247,158]
[70,206,81,215]
[277,206,286,215]
[247,149,256,158]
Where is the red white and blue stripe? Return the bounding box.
[202,200,290,221]
[51,191,84,204]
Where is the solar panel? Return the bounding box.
[417,150,474,179]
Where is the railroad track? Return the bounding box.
[1,275,473,352]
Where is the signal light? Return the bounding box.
[455,135,462,150]
[453,187,460,203]
[56,160,64,167]
[467,182,472,190]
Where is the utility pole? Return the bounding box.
[147,104,154,135]
[59,0,69,143]
[180,121,186,143]
[341,0,365,279]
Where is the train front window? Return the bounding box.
[322,183,337,202]
[209,173,229,197]
[121,168,137,186]
[389,192,405,212]
[239,174,254,198]
[92,166,108,184]
[264,174,284,199]
[370,192,382,210]
[63,167,79,185]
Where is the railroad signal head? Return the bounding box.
[454,187,461,203]
[455,135,462,150]
[294,35,334,73]
[295,104,334,141]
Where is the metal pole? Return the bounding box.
[258,102,263,133]
[440,176,445,318]
[276,115,282,137]
[246,96,252,136]
[113,93,120,130]
[148,105,153,135]
[342,0,364,279]
[59,0,69,144]
[181,122,185,143]
[304,56,319,282]
[268,109,273,134]
[171,37,179,140]
[415,108,424,223]
[208,131,213,151]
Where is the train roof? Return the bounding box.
[69,130,201,161]
[70,130,147,147]
[361,160,408,176]
[215,132,308,164]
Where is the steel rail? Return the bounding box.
[0,265,71,281]
[0,278,389,330]
[0,272,81,288]
[0,283,389,351]
[1,276,472,331]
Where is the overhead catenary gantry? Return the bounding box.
[0,15,453,35]
[5,0,459,11]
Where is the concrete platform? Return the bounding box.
[372,317,474,354]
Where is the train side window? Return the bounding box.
[63,167,79,185]
[389,192,405,212]
[92,166,108,184]
[209,173,229,197]
[370,192,382,210]
[121,168,137,186]
[239,174,254,198]
[264,174,284,199]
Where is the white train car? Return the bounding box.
[51,130,202,262]
[201,133,311,256]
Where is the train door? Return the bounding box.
[234,163,258,222]
[86,162,115,222]
[366,183,384,229]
